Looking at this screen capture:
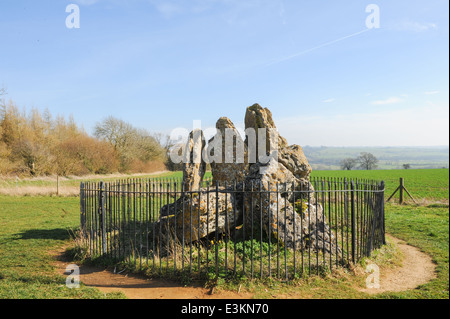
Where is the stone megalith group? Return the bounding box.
[153,103,340,256]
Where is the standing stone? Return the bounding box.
[153,103,341,257]
[244,104,288,160]
[182,129,206,191]
[243,165,340,255]
[242,157,297,246]
[297,202,340,255]
[208,117,249,184]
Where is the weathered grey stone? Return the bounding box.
[244,157,296,198]
[152,189,239,255]
[160,103,340,256]
[182,129,206,191]
[278,144,313,197]
[243,188,340,255]
[241,156,338,255]
[296,201,341,255]
[244,103,288,155]
[208,117,249,184]
[278,144,312,180]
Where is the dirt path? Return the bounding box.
[54,252,253,299]
[359,235,436,294]
[53,234,436,299]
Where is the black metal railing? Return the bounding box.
[79,177,385,280]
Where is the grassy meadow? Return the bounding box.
[311,169,449,203]
[0,168,448,299]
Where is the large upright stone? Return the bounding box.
[208,117,249,184]
[242,158,339,255]
[182,129,206,191]
[154,103,341,257]
[244,104,288,158]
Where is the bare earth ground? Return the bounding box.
[53,249,253,299]
[53,234,436,299]
[359,235,437,294]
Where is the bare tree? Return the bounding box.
[0,87,6,109]
[357,152,378,170]
[340,158,357,170]
[152,132,173,152]
[94,116,165,170]
[94,116,135,151]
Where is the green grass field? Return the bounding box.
[311,169,449,202]
[0,168,448,299]
[0,196,124,298]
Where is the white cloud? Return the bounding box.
[323,98,335,103]
[149,0,184,18]
[371,97,404,105]
[425,91,440,95]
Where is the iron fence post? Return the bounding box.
[381,181,386,245]
[215,182,219,278]
[99,181,106,255]
[80,182,86,237]
[351,181,356,264]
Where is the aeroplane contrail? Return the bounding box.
[265,28,371,67]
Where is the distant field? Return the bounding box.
[312,169,449,203]
[1,169,448,202]
[303,146,449,170]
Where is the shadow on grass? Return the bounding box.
[17,228,72,241]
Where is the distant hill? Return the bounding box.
[302,146,449,170]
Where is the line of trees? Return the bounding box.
[0,93,168,176]
[340,152,379,170]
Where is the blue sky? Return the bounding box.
[0,0,448,146]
